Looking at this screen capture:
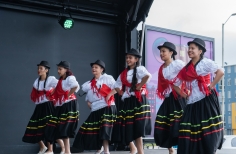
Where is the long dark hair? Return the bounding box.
[37,67,49,93]
[185,43,204,70]
[171,51,175,60]
[60,69,73,80]
[125,57,140,92]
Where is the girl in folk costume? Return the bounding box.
[154,42,187,154]
[22,61,58,154]
[73,60,117,154]
[176,38,224,154]
[112,49,152,154]
[45,61,79,154]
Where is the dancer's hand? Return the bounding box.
[87,102,91,109]
[136,85,142,91]
[106,94,111,102]
[182,93,188,99]
[208,83,214,91]
[119,90,124,96]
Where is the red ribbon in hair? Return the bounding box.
[176,62,211,96]
[156,64,178,100]
[90,78,114,106]
[30,88,54,103]
[120,68,147,102]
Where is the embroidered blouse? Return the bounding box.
[183,58,223,104]
[31,76,58,104]
[54,76,80,106]
[158,60,185,98]
[114,66,152,101]
[82,73,116,112]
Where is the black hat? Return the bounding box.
[126,48,142,58]
[56,61,70,69]
[90,60,106,72]
[187,38,206,52]
[157,42,177,55]
[37,61,50,69]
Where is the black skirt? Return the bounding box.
[112,95,152,145]
[22,101,55,143]
[177,90,223,154]
[154,92,186,148]
[45,100,79,143]
[73,105,117,151]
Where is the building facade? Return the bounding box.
[218,65,236,135]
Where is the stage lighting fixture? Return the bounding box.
[58,16,74,30]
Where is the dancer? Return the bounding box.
[176,38,224,154]
[73,60,117,154]
[22,61,58,154]
[154,42,187,154]
[45,61,79,154]
[112,48,152,154]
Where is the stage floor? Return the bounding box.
[78,149,235,154]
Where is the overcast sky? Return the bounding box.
[140,0,236,65]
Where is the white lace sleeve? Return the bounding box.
[174,78,181,87]
[104,74,116,89]
[137,66,152,83]
[202,58,223,73]
[85,94,89,102]
[114,75,122,89]
[172,60,185,86]
[81,81,91,93]
[48,76,58,88]
[33,78,39,89]
[67,76,80,93]
[174,60,185,73]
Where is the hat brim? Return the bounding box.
[187,41,206,52]
[157,45,177,55]
[56,64,69,69]
[125,53,142,58]
[37,64,50,69]
[90,63,105,68]
[90,63,106,72]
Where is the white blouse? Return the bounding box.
[114,66,152,101]
[32,76,58,104]
[54,76,80,106]
[82,73,116,112]
[162,60,185,97]
[187,58,224,104]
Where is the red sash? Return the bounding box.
[30,87,54,103]
[176,62,211,96]
[54,79,76,105]
[120,68,147,102]
[156,64,178,100]
[90,78,115,106]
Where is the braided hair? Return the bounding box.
[37,67,49,93]
[185,43,205,70]
[129,61,140,92]
[171,52,176,60]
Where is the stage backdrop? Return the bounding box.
[0,8,118,153]
[144,26,215,137]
